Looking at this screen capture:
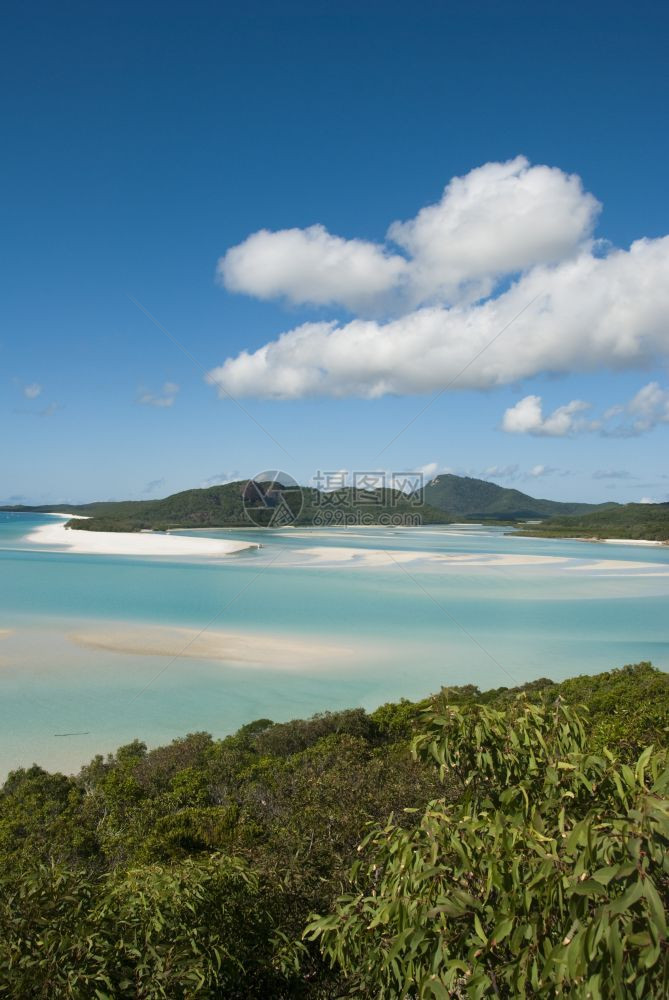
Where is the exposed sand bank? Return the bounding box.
[290,546,570,568]
[23,518,258,558]
[68,624,351,670]
[567,558,669,573]
[0,630,13,640]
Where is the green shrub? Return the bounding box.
[306,698,669,998]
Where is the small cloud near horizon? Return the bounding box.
[138,382,180,408]
[593,469,634,480]
[143,478,166,494]
[200,471,241,488]
[13,401,63,418]
[503,382,669,440]
[502,396,597,437]
[482,464,520,482]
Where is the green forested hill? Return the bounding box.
[423,473,616,520]
[1,472,617,530]
[1,662,667,998]
[516,501,669,541]
[1,481,450,531]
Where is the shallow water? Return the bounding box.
[1,512,668,775]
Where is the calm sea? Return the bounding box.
[1,512,668,775]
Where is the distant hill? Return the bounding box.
[0,481,450,531]
[423,474,617,521]
[515,502,669,542]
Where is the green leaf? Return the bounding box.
[643,878,667,937]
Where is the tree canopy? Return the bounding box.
[0,662,667,997]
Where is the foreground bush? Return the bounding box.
[307,698,669,998]
[0,663,667,997]
[0,855,290,999]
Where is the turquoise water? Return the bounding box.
[1,512,668,775]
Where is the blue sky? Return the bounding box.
[2,0,668,505]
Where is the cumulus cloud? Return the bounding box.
[502,395,596,436]
[209,239,669,399]
[504,382,669,439]
[23,382,42,399]
[619,382,669,435]
[219,225,407,312]
[209,158,669,402]
[218,157,598,313]
[138,382,180,408]
[388,156,599,305]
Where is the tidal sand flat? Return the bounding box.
[289,546,571,569]
[68,623,353,670]
[24,517,258,558]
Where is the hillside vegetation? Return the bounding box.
[423,474,616,521]
[1,472,619,530]
[0,482,450,531]
[1,662,667,998]
[515,502,669,542]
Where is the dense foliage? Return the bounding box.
[423,474,616,522]
[0,663,667,997]
[1,471,621,530]
[516,502,669,541]
[308,697,669,997]
[0,482,450,531]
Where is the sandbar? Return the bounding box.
[289,546,570,568]
[68,624,351,670]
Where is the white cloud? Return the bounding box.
[414,461,439,480]
[138,382,180,408]
[219,225,407,312]
[388,156,599,305]
[623,382,669,434]
[502,395,595,436]
[200,471,241,488]
[23,382,42,399]
[483,464,520,482]
[505,382,669,440]
[209,159,669,401]
[528,464,559,478]
[218,157,599,314]
[639,496,658,504]
[209,232,669,399]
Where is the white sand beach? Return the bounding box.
[23,517,257,558]
[600,538,667,546]
[68,623,351,670]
